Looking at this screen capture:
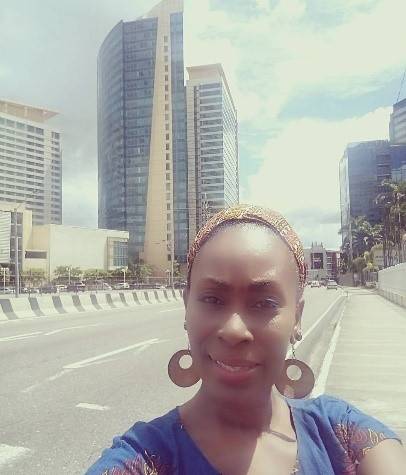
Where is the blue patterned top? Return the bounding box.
[86,395,401,475]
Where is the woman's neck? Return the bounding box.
[183,387,291,436]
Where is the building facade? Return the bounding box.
[0,201,128,281]
[186,64,239,245]
[98,0,188,274]
[304,243,340,281]
[389,97,406,144]
[0,100,62,226]
[339,140,406,250]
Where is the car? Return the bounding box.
[56,284,67,292]
[326,280,338,290]
[365,281,376,289]
[39,285,57,293]
[67,282,86,292]
[114,282,130,290]
[310,280,321,288]
[0,286,14,294]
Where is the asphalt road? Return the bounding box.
[0,287,344,474]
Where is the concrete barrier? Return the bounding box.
[59,295,82,314]
[0,287,181,322]
[378,262,406,309]
[0,299,18,320]
[36,296,64,317]
[10,298,37,319]
[131,292,142,305]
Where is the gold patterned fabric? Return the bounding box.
[187,204,307,289]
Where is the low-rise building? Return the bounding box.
[304,243,340,282]
[0,201,128,281]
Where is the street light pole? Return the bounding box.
[14,207,20,298]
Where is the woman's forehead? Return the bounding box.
[192,225,297,281]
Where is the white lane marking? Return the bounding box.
[0,331,42,342]
[44,323,105,336]
[76,403,110,411]
[21,369,75,394]
[159,307,183,313]
[311,302,346,397]
[297,294,344,347]
[63,338,160,370]
[0,443,31,469]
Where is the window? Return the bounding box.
[25,250,47,259]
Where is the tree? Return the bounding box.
[131,263,153,283]
[21,268,46,287]
[53,265,82,283]
[172,260,182,279]
[375,180,406,266]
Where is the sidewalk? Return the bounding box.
[323,289,406,442]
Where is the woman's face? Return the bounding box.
[184,224,304,405]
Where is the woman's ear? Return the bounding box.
[182,288,189,308]
[294,298,304,338]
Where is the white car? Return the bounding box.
[310,280,321,288]
[326,280,338,290]
[114,282,130,290]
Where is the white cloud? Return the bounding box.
[185,0,406,123]
[243,107,391,247]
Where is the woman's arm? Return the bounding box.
[357,439,406,475]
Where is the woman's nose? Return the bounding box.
[217,312,253,346]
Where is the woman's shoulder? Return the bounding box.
[288,394,401,471]
[288,393,399,437]
[85,408,181,475]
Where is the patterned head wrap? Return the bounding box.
[187,204,307,290]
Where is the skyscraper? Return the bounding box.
[0,99,62,225]
[98,0,188,273]
[389,97,406,144]
[186,64,239,245]
[339,140,406,249]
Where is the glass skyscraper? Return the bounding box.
[339,140,406,247]
[186,64,239,244]
[98,0,188,272]
[389,97,406,144]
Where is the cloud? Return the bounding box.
[1,0,403,241]
[243,106,391,248]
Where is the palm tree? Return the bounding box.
[375,180,406,266]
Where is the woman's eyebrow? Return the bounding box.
[200,277,231,289]
[248,279,282,291]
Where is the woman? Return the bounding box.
[86,205,404,474]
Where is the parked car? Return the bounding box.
[326,280,338,290]
[365,281,376,289]
[173,281,187,289]
[56,284,67,292]
[39,285,57,294]
[310,280,321,288]
[114,282,130,290]
[67,282,86,292]
[0,286,14,294]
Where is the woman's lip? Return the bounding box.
[209,355,260,369]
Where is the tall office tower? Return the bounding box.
[339,140,406,250]
[98,0,188,273]
[186,64,239,246]
[0,99,62,225]
[389,97,406,144]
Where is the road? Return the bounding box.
[0,287,344,474]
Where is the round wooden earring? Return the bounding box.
[168,349,200,387]
[275,358,315,399]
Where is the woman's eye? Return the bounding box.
[253,298,279,310]
[200,295,223,305]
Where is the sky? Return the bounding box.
[1,0,405,249]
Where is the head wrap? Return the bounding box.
[187,204,307,290]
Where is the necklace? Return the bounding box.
[268,429,297,443]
